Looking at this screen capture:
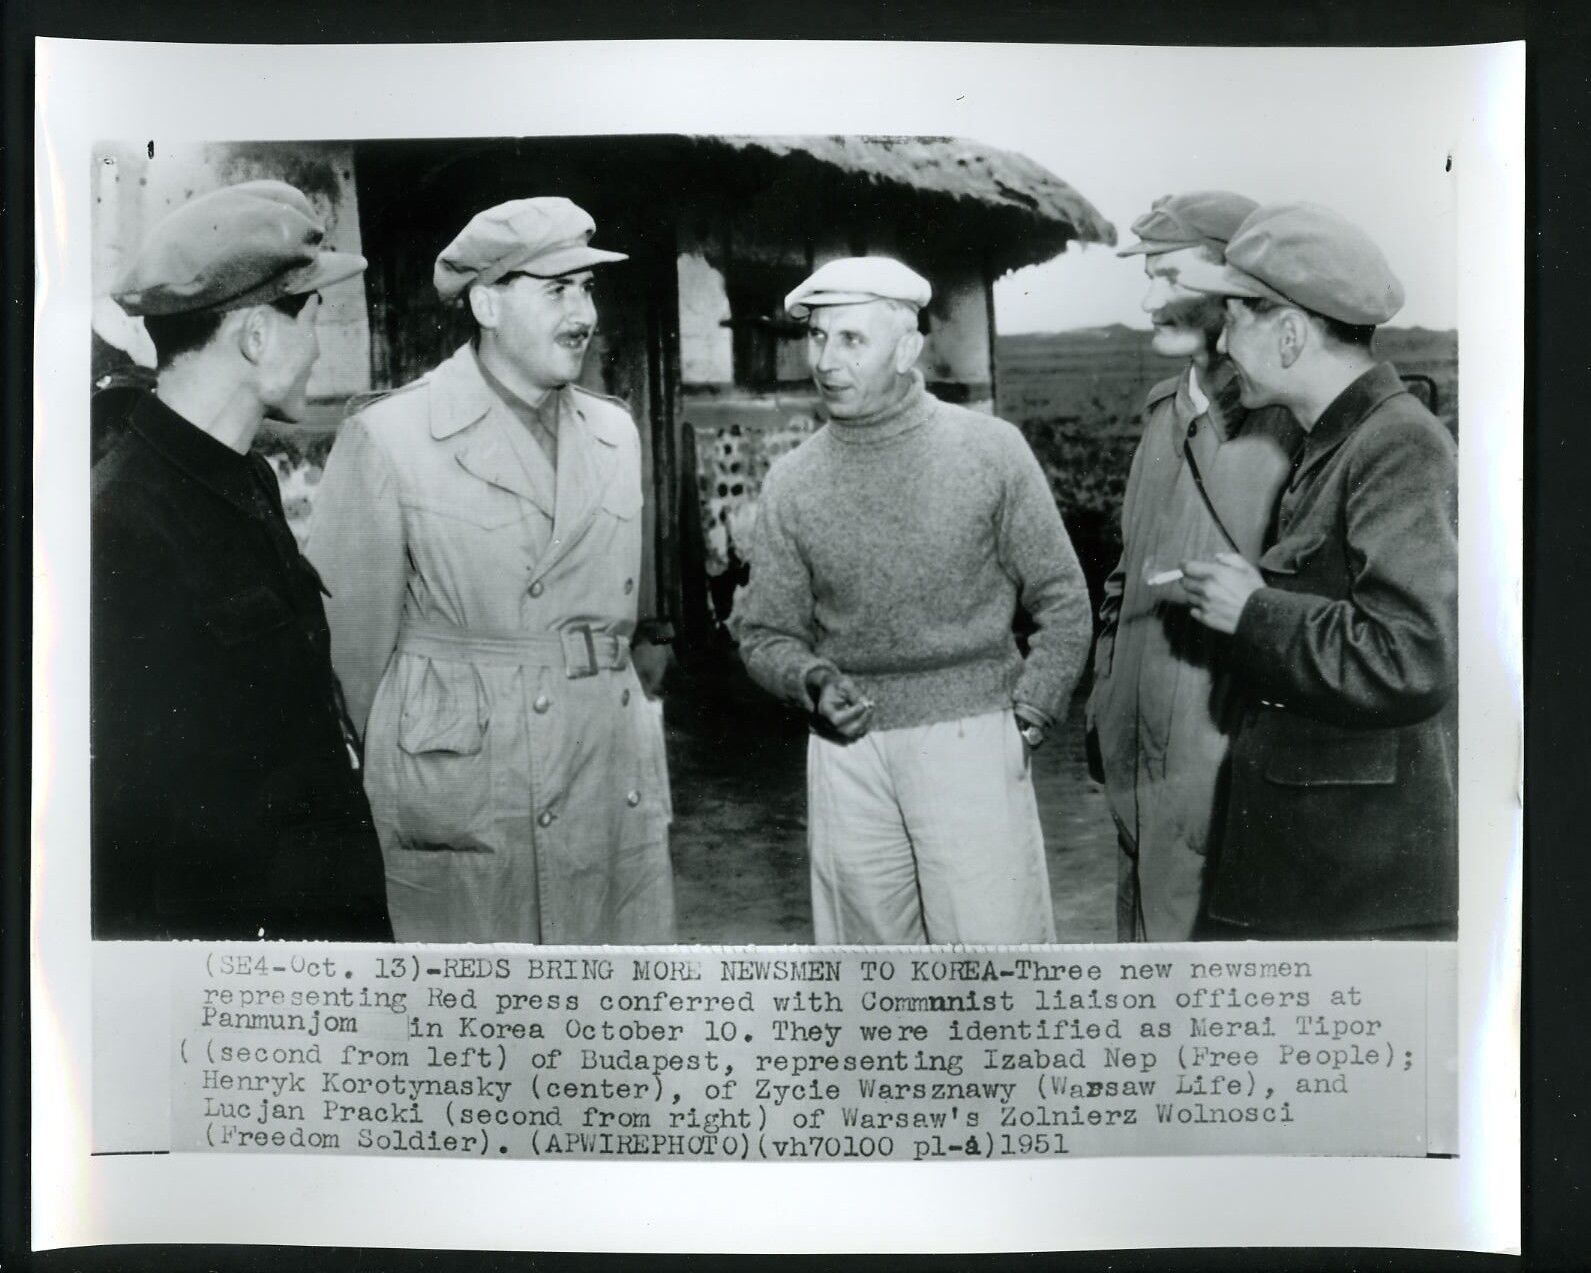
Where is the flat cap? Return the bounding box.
[434,197,627,304]
[785,257,932,319]
[112,180,367,318]
[1180,202,1405,326]
[1116,190,1259,257]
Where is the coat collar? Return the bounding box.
[1172,361,1249,443]
[1290,362,1406,486]
[127,391,272,519]
[431,343,622,527]
[1303,361,1407,448]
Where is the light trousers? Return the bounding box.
[807,709,1056,945]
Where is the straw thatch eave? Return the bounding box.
[693,134,1116,275]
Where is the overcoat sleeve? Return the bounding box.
[1230,414,1458,726]
[305,415,407,740]
[1092,421,1152,680]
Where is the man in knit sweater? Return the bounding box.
[737,257,1092,945]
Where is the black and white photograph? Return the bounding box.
[34,36,1520,1256]
[87,130,1461,948]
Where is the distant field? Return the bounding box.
[994,325,1460,611]
[996,324,1459,436]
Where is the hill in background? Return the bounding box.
[995,325,1458,436]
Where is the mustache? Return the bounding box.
[1151,295,1225,330]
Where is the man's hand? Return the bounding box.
[809,669,874,741]
[632,638,672,700]
[1180,553,1265,634]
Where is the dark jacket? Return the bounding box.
[1206,363,1458,936]
[91,392,392,940]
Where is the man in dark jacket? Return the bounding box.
[1178,203,1458,939]
[92,180,392,940]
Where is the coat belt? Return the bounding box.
[398,619,630,678]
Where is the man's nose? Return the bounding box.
[812,339,837,372]
[568,289,596,324]
[1141,284,1164,314]
[1216,325,1229,355]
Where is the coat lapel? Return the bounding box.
[432,347,555,516]
[536,390,621,580]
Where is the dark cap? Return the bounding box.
[434,197,627,304]
[1179,202,1406,326]
[1116,190,1260,257]
[111,180,367,317]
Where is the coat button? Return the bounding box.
[626,790,641,807]
[621,688,631,706]
[623,578,634,594]
[1187,420,1198,438]
[533,694,551,714]
[529,580,545,598]
[537,809,556,828]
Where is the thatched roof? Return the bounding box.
[694,135,1116,274]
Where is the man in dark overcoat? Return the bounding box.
[92,181,393,940]
[1177,203,1458,939]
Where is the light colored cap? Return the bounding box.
[1178,202,1405,326]
[785,256,932,319]
[1116,190,1259,256]
[434,196,627,304]
[111,180,366,317]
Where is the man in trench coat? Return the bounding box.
[307,197,674,944]
[1178,203,1458,938]
[1086,191,1302,941]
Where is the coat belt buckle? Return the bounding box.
[563,625,600,679]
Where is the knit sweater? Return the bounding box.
[736,374,1092,731]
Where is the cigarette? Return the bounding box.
[1147,568,1185,586]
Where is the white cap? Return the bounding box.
[784,256,932,319]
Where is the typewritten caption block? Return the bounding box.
[170,945,1445,1161]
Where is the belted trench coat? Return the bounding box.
[307,345,674,944]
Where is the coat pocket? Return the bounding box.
[1258,532,1328,577]
[390,658,494,850]
[399,659,488,755]
[1263,727,1397,787]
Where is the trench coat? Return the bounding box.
[91,391,392,940]
[1206,362,1458,936]
[306,345,674,944]
[1086,365,1300,939]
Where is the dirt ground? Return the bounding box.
[661,659,1118,945]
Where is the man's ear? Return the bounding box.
[235,307,270,367]
[468,284,499,331]
[1277,309,1309,370]
[894,328,925,374]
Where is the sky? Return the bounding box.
[955,46,1475,334]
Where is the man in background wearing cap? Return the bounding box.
[307,197,674,944]
[737,257,1092,945]
[1178,203,1458,939]
[92,180,392,940]
[1086,192,1302,942]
